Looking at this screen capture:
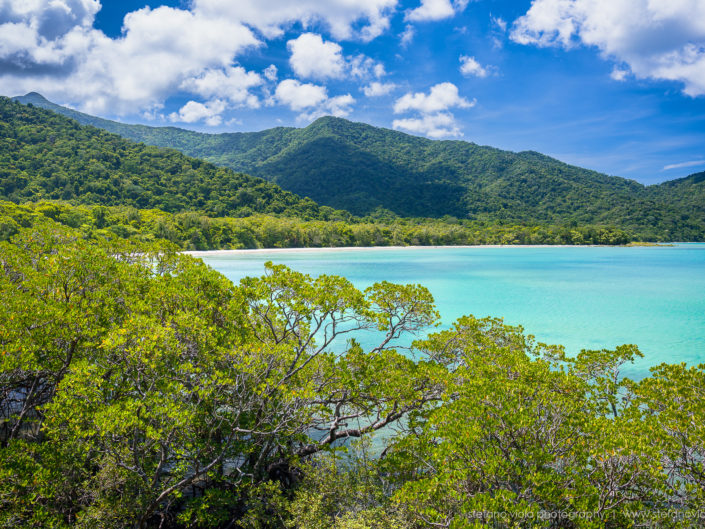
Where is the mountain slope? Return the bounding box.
[13,92,705,240]
[0,97,339,220]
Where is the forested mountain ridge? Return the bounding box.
[0,96,637,249]
[13,92,705,240]
[0,97,343,220]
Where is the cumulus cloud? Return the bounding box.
[405,0,468,22]
[0,4,260,114]
[0,0,398,118]
[287,33,387,82]
[287,33,346,80]
[394,82,474,113]
[0,0,99,73]
[510,0,705,96]
[181,66,262,108]
[192,0,398,41]
[299,94,356,121]
[393,112,462,138]
[392,82,474,138]
[1,0,100,40]
[275,79,329,110]
[363,81,397,96]
[459,55,491,77]
[350,54,386,79]
[169,99,227,126]
[406,0,454,22]
[275,79,354,120]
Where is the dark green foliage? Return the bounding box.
[15,93,705,241]
[0,97,342,221]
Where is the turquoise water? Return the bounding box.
[197,244,705,378]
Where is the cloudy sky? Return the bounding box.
[1,0,704,184]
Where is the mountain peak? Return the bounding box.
[308,115,349,125]
[305,115,354,131]
[17,92,50,103]
[303,115,385,139]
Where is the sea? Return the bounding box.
[196,244,705,379]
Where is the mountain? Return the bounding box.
[0,96,341,220]
[12,92,705,240]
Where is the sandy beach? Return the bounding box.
[184,243,661,257]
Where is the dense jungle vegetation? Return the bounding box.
[0,201,633,249]
[0,96,633,247]
[0,97,335,220]
[14,93,705,242]
[2,223,705,528]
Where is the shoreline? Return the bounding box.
[185,243,678,257]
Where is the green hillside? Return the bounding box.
[0,97,340,220]
[648,171,705,236]
[11,92,705,240]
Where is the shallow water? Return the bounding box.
[197,244,705,378]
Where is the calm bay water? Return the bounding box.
[196,244,705,378]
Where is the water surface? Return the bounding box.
[196,244,705,378]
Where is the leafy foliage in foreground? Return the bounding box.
[0,97,339,220]
[0,225,440,528]
[2,225,705,528]
[0,200,633,250]
[15,93,705,241]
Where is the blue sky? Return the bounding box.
[1,0,704,184]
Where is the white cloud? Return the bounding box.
[299,94,356,121]
[169,99,227,126]
[662,160,705,171]
[490,16,508,48]
[1,0,100,40]
[0,0,100,69]
[393,112,463,138]
[349,54,385,79]
[275,79,355,121]
[610,66,630,81]
[141,103,164,121]
[0,5,260,114]
[287,33,345,80]
[263,64,278,81]
[0,0,397,117]
[286,33,386,82]
[404,0,470,22]
[492,16,507,32]
[400,24,415,46]
[192,0,398,41]
[392,83,474,138]
[181,66,262,107]
[275,79,329,110]
[510,0,705,96]
[459,55,491,77]
[394,82,474,113]
[363,81,397,96]
[406,0,454,22]
[406,0,470,22]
